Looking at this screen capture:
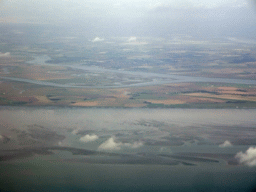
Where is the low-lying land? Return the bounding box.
[0,27,256,108]
[0,80,255,108]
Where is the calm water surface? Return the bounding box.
[0,107,256,192]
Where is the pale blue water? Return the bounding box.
[1,55,256,88]
[0,107,256,191]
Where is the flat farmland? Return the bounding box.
[0,79,255,108]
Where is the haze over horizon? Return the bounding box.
[0,0,255,39]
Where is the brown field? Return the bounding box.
[186,93,256,102]
[0,58,74,80]
[0,77,255,107]
[217,87,256,95]
[218,87,239,91]
[99,98,133,107]
[185,64,256,79]
[9,96,38,103]
[109,89,130,99]
[15,65,73,80]
[0,57,20,66]
[178,96,226,103]
[35,96,51,103]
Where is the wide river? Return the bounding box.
[0,55,256,88]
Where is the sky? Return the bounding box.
[0,0,255,38]
[0,0,253,23]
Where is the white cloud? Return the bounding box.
[124,141,143,149]
[71,129,79,135]
[92,37,104,42]
[79,134,99,143]
[0,52,10,57]
[98,137,121,150]
[128,36,136,42]
[98,137,143,151]
[219,140,233,148]
[236,147,256,167]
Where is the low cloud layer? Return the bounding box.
[219,140,233,148]
[79,134,99,143]
[236,147,256,166]
[98,137,143,151]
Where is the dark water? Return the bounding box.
[1,159,256,192]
